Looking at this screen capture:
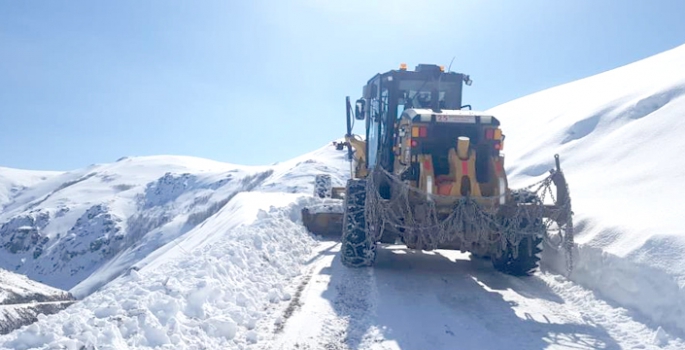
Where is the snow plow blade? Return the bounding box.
[301,208,343,239]
[500,159,571,225]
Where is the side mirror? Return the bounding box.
[464,75,473,86]
[355,99,366,120]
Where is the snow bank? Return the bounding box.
[0,193,319,349]
[487,43,685,335]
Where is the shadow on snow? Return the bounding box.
[320,245,621,350]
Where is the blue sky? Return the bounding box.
[1,0,684,171]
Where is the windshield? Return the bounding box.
[397,80,461,110]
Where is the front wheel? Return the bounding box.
[340,179,377,267]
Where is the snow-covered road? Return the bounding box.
[261,241,683,350]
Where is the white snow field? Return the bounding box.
[1,43,685,349]
[488,42,685,338]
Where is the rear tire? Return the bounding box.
[492,189,544,276]
[340,179,377,267]
[471,252,490,260]
[492,236,543,276]
[314,174,333,198]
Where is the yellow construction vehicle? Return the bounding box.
[303,64,574,276]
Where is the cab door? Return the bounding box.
[365,77,382,170]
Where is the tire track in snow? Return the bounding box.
[262,242,380,350]
[324,264,379,349]
[275,273,312,333]
[265,243,685,349]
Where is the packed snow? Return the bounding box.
[1,43,685,349]
[262,243,684,350]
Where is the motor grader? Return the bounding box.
[302,64,573,276]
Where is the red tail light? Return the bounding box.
[411,140,418,147]
[419,126,427,137]
[494,141,502,150]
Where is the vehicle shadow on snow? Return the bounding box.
[304,241,339,265]
[466,255,566,305]
[320,245,622,350]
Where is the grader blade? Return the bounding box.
[549,155,571,225]
[301,207,343,239]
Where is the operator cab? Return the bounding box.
[358,63,473,172]
[358,63,505,199]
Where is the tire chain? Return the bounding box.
[365,167,575,276]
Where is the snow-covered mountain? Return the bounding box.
[0,168,63,210]
[0,157,260,297]
[488,43,685,335]
[0,268,74,335]
[0,43,685,349]
[0,155,328,298]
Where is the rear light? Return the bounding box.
[485,129,494,139]
[412,127,419,138]
[412,126,428,138]
[494,141,502,150]
[411,140,418,147]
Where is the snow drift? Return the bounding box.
[487,43,685,335]
[0,197,317,349]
